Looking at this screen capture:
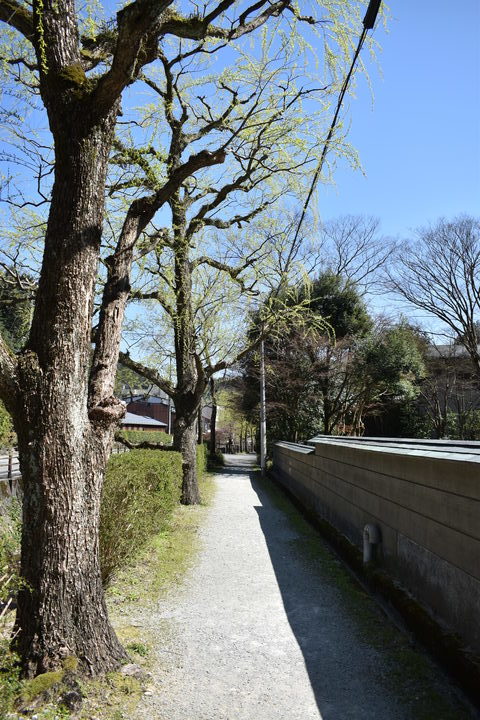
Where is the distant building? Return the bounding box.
[423,343,480,410]
[121,411,167,432]
[123,390,174,431]
[200,404,213,434]
[426,343,479,362]
[122,388,215,436]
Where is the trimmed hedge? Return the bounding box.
[116,429,173,445]
[100,450,182,585]
[0,498,21,603]
[0,498,23,715]
[0,400,15,450]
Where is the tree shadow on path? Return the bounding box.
[244,468,474,720]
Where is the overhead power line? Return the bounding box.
[292,0,383,247]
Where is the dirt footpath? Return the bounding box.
[133,454,476,720]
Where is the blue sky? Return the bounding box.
[320,0,480,239]
[3,0,477,242]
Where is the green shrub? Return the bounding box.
[0,498,22,604]
[0,639,22,716]
[445,409,480,440]
[0,400,15,450]
[100,450,182,585]
[0,498,23,716]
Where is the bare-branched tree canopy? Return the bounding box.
[106,38,332,504]
[387,216,480,377]
[320,214,395,292]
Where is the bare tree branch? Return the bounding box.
[158,1,291,41]
[386,216,480,376]
[191,255,261,295]
[321,215,394,292]
[89,145,227,409]
[91,1,303,114]
[0,0,34,40]
[118,351,174,397]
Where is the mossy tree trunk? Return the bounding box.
[10,100,129,674]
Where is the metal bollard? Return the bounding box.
[363,523,381,564]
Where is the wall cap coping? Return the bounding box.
[305,437,480,464]
[275,441,315,455]
[308,435,480,453]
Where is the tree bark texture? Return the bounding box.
[5,2,128,666]
[170,197,206,504]
[209,403,217,456]
[173,415,200,505]
[12,106,127,675]
[322,384,334,435]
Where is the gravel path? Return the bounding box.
[133,454,476,720]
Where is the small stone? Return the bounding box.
[120,663,144,679]
[61,690,83,712]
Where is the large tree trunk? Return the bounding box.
[322,390,334,435]
[12,108,126,676]
[15,431,125,676]
[173,413,200,505]
[171,197,206,504]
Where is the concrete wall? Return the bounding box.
[273,437,480,654]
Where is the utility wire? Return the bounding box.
[292,0,382,247]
